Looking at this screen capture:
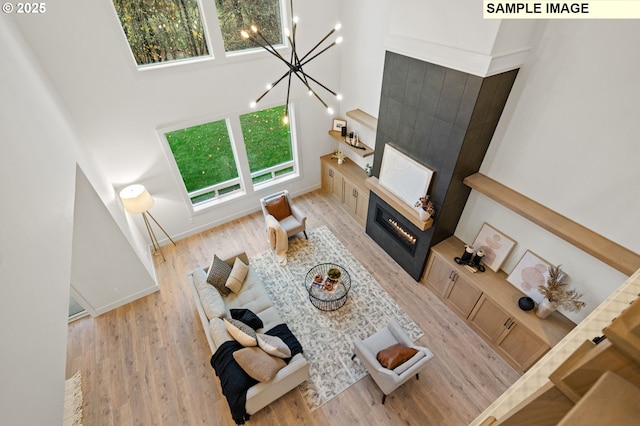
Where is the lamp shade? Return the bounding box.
[119,184,154,214]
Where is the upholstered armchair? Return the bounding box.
[352,317,434,404]
[259,190,307,264]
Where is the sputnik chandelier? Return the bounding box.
[241,0,342,124]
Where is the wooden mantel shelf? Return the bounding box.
[463,173,640,276]
[365,177,433,231]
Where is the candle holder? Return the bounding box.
[455,245,474,265]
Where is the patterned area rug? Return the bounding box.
[251,226,424,411]
[63,371,83,426]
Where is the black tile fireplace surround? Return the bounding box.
[365,192,432,280]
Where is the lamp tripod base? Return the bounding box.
[142,211,176,262]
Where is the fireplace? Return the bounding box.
[366,192,432,280]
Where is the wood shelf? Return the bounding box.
[346,108,378,131]
[365,176,433,231]
[328,130,374,157]
[463,173,640,276]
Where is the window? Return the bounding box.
[112,0,209,66]
[215,0,284,53]
[163,104,297,209]
[240,105,295,184]
[165,119,241,205]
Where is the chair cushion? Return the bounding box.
[265,195,292,221]
[257,333,292,358]
[231,308,264,330]
[207,255,232,296]
[224,318,258,347]
[225,257,249,294]
[233,347,286,382]
[376,343,419,370]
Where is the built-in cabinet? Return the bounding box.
[320,154,369,227]
[423,236,575,373]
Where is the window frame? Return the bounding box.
[158,102,300,215]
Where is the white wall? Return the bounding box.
[456,20,640,322]
[13,0,342,248]
[0,17,77,425]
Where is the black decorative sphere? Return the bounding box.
[518,296,535,311]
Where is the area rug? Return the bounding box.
[251,226,424,411]
[63,371,83,426]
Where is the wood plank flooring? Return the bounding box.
[66,189,519,425]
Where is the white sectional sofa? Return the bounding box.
[187,252,309,418]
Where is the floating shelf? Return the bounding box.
[463,172,640,276]
[328,130,374,157]
[346,109,378,131]
[365,177,433,231]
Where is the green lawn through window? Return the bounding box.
[165,105,293,202]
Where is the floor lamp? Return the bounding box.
[119,184,176,261]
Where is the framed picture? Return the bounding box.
[471,223,516,272]
[506,250,552,303]
[332,118,347,132]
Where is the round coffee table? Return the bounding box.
[304,263,351,311]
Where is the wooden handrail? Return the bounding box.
[463,173,640,276]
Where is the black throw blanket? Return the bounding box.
[210,323,303,425]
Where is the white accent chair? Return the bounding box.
[352,317,434,404]
[259,190,308,240]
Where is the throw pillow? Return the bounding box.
[233,347,286,382]
[257,333,292,359]
[376,343,419,370]
[207,255,232,296]
[265,195,292,221]
[224,318,257,347]
[225,257,249,294]
[393,350,426,375]
[230,308,264,331]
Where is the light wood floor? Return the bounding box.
[66,189,519,425]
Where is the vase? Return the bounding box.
[338,158,344,165]
[536,298,558,319]
[418,209,430,221]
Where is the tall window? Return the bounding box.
[165,120,241,205]
[164,105,297,209]
[112,0,209,66]
[240,105,294,184]
[215,0,284,53]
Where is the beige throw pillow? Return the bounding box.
[257,333,291,359]
[225,257,249,294]
[224,318,257,347]
[233,347,286,382]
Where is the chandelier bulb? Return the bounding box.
[283,115,289,125]
[284,28,290,37]
[308,90,314,96]
[266,84,273,90]
[293,16,299,24]
[250,101,257,108]
[336,36,343,44]
[336,93,343,101]
[251,25,258,33]
[335,23,342,31]
[327,107,334,115]
[240,30,249,39]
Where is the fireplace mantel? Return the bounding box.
[365,177,433,231]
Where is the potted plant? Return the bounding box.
[414,195,435,220]
[327,267,341,280]
[536,265,585,318]
[332,150,346,164]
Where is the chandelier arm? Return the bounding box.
[285,70,293,112]
[298,28,337,63]
[254,70,291,104]
[291,71,329,108]
[298,70,338,96]
[253,30,292,66]
[299,41,337,68]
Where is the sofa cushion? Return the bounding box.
[209,318,233,348]
[233,347,286,382]
[265,195,292,221]
[192,268,228,320]
[225,257,249,294]
[257,333,291,359]
[376,343,419,370]
[207,255,232,296]
[231,308,264,330]
[225,267,273,315]
[224,318,257,347]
